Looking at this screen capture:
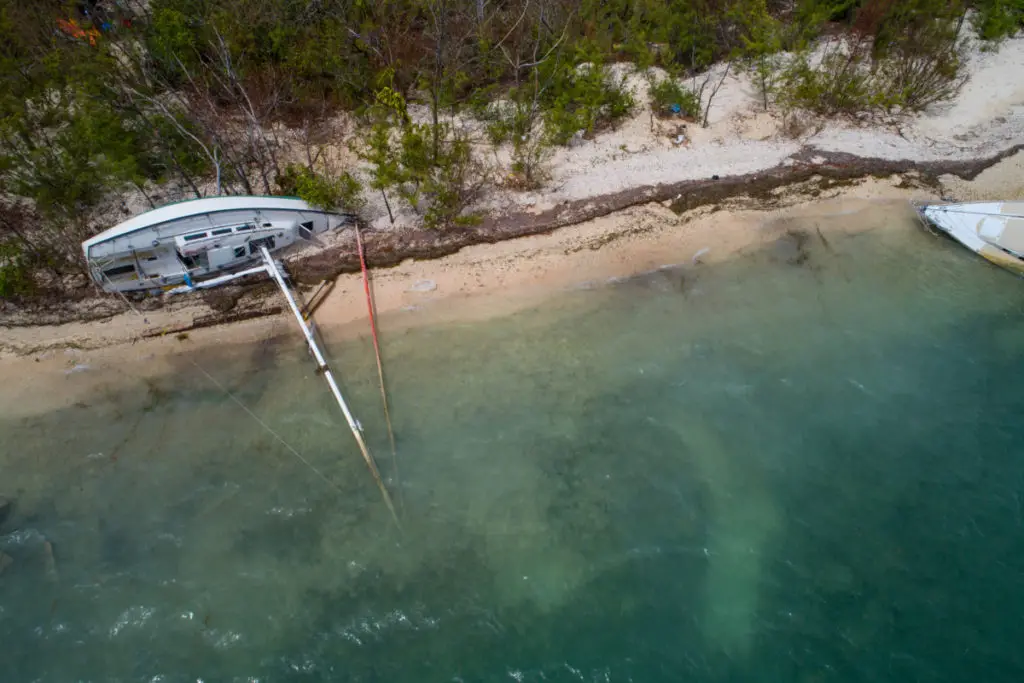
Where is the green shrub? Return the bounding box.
[973,0,1024,42]
[358,99,484,230]
[398,123,484,229]
[276,164,362,211]
[776,50,879,116]
[648,77,701,119]
[485,97,533,147]
[776,32,965,117]
[541,61,636,145]
[0,240,34,298]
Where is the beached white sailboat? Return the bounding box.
[82,196,348,293]
[916,200,1024,276]
[80,196,401,524]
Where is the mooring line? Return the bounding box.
[355,224,404,512]
[188,357,346,496]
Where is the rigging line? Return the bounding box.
[188,357,346,496]
[259,247,402,531]
[356,224,404,512]
[925,208,1023,219]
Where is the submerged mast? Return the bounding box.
[258,247,401,528]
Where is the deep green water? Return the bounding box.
[3,203,1024,682]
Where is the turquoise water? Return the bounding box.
[4,202,1024,682]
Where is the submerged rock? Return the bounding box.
[0,552,12,576]
[0,496,11,527]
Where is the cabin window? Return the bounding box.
[211,228,232,236]
[263,222,272,227]
[103,264,136,278]
[299,221,314,240]
[183,232,208,242]
[236,224,255,232]
[233,246,246,259]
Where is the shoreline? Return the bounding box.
[0,175,915,356]
[4,148,1023,360]
[3,144,1021,335]
[0,141,1020,420]
[0,172,990,420]
[1,145,1021,362]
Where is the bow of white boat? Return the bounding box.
[915,200,1024,275]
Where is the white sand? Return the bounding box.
[341,34,1024,229]
[469,34,1024,220]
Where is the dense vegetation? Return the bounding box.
[0,0,1020,299]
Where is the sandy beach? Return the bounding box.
[0,164,1009,421]
[2,34,1023,417]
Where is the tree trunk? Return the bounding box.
[382,189,395,225]
[135,181,156,209]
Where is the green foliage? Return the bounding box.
[734,0,785,110]
[649,77,701,119]
[0,239,33,298]
[776,50,881,116]
[973,0,1024,42]
[276,164,362,211]
[146,7,199,84]
[792,0,861,30]
[484,94,535,146]
[542,59,635,146]
[772,0,968,116]
[486,94,553,190]
[422,131,483,229]
[362,120,404,195]
[359,84,484,229]
[393,122,483,229]
[776,37,965,117]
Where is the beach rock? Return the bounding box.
[0,496,10,526]
[0,552,11,576]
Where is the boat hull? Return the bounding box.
[83,196,349,293]
[915,201,1024,276]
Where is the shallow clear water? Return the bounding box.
[4,203,1024,682]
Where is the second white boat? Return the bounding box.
[916,200,1024,276]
